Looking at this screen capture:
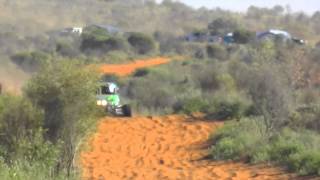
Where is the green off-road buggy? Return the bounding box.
[96,82,132,117]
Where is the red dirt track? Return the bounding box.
[99,57,170,76]
[81,115,303,180]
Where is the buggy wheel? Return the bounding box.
[122,104,132,117]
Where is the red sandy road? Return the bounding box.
[80,115,306,180]
[99,57,170,76]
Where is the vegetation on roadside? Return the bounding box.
[0,60,101,179]
[210,119,320,176]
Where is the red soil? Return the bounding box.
[81,115,306,180]
[99,57,170,76]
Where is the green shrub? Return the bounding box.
[11,51,49,72]
[269,139,304,163]
[101,50,130,64]
[128,32,156,54]
[206,44,228,60]
[209,118,320,176]
[181,98,208,114]
[0,95,63,179]
[24,60,100,173]
[126,79,176,112]
[103,37,128,52]
[288,151,320,175]
[0,95,43,160]
[80,26,126,53]
[210,137,244,160]
[210,118,265,160]
[208,18,238,36]
[82,26,110,42]
[81,32,128,53]
[0,158,74,180]
[56,41,80,57]
[133,68,150,77]
[206,93,252,120]
[195,67,220,91]
[233,29,255,44]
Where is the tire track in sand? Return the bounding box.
[81,115,308,180]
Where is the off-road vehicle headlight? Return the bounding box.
[97,100,102,106]
[101,100,108,106]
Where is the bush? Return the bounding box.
[195,67,220,92]
[181,98,208,114]
[210,118,265,160]
[210,119,320,176]
[208,18,238,35]
[0,158,73,180]
[128,32,156,54]
[133,68,150,77]
[56,41,80,58]
[126,79,176,112]
[80,26,128,54]
[11,51,49,72]
[24,60,100,173]
[206,94,252,120]
[246,65,292,134]
[288,151,320,175]
[0,95,43,160]
[81,34,128,54]
[233,29,255,44]
[206,44,228,60]
[103,37,128,52]
[0,95,63,179]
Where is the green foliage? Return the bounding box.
[56,41,80,58]
[195,66,220,91]
[208,18,238,35]
[210,118,265,160]
[81,34,128,54]
[24,60,100,173]
[181,98,208,114]
[11,51,49,72]
[206,93,252,120]
[0,158,74,180]
[128,32,156,54]
[82,26,110,42]
[0,95,64,178]
[248,66,291,133]
[0,95,43,160]
[233,29,255,44]
[80,26,128,54]
[288,151,320,176]
[133,68,150,77]
[206,44,228,60]
[210,119,320,176]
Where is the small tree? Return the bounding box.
[248,66,291,135]
[208,18,238,35]
[206,44,228,60]
[128,32,156,54]
[0,95,43,161]
[24,60,100,174]
[233,29,255,44]
[11,51,49,72]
